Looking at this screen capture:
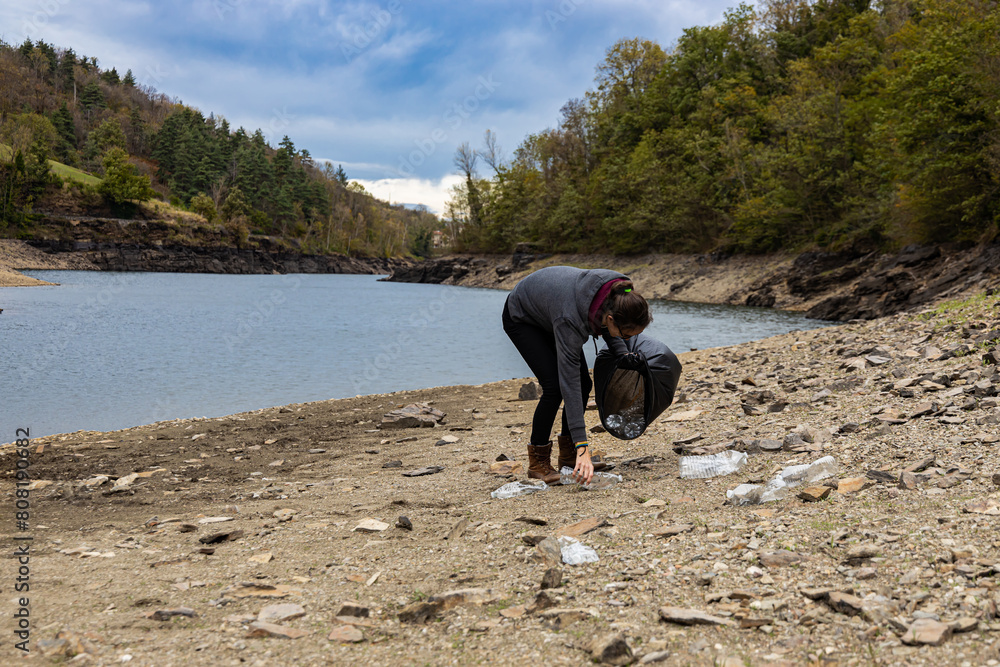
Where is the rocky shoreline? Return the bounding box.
[3,287,1000,665]
[387,243,1000,322]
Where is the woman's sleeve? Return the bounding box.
[552,318,589,445]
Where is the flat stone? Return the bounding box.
[336,602,370,618]
[435,435,459,446]
[382,460,402,469]
[535,537,562,565]
[246,621,309,639]
[248,552,274,564]
[845,545,880,561]
[489,461,523,475]
[797,485,831,502]
[837,477,868,493]
[257,603,305,623]
[826,591,865,616]
[589,633,633,666]
[658,606,736,627]
[639,650,672,664]
[759,550,803,568]
[145,607,197,621]
[381,403,445,429]
[652,523,694,538]
[964,498,1000,515]
[402,466,444,477]
[856,567,877,580]
[398,600,442,624]
[901,618,953,646]
[429,588,493,612]
[557,516,606,538]
[538,607,599,629]
[327,625,364,642]
[199,529,244,544]
[273,508,297,522]
[445,518,469,540]
[540,568,563,590]
[952,617,979,633]
[515,516,548,526]
[353,519,389,533]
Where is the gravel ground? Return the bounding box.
[3,291,1000,666]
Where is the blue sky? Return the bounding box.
[3,0,750,212]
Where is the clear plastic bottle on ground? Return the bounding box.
[726,456,838,505]
[679,450,749,479]
[558,536,599,564]
[490,479,548,499]
[559,467,622,490]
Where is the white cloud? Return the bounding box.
[352,175,463,215]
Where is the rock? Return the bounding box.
[435,435,459,446]
[639,650,671,664]
[257,603,305,623]
[273,508,297,522]
[396,516,413,530]
[964,498,1000,515]
[557,516,606,538]
[993,473,1000,487]
[538,607,599,629]
[658,606,735,626]
[246,621,310,639]
[489,460,523,475]
[249,552,274,564]
[198,516,234,524]
[759,550,803,568]
[382,460,403,468]
[837,477,868,493]
[380,402,446,428]
[845,545,880,562]
[328,625,364,642]
[519,381,542,400]
[856,567,877,580]
[901,618,953,646]
[336,602,370,618]
[445,518,469,540]
[199,529,244,544]
[757,438,783,452]
[402,466,444,477]
[652,523,695,538]
[899,471,919,489]
[515,516,548,526]
[223,583,299,599]
[826,591,865,616]
[589,633,633,666]
[951,617,979,633]
[398,601,442,624]
[797,485,832,502]
[428,588,493,612]
[535,537,562,565]
[145,607,197,621]
[541,568,563,590]
[353,519,390,533]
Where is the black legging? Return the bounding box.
[503,299,592,447]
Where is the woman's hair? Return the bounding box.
[603,280,652,331]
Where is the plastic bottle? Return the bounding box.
[726,456,838,505]
[605,403,646,439]
[558,536,599,564]
[559,467,623,490]
[679,450,749,479]
[490,479,548,499]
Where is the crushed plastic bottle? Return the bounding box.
[604,402,645,439]
[679,450,748,479]
[726,455,838,505]
[558,536,599,564]
[558,466,623,490]
[490,479,548,499]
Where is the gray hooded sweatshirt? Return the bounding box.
[505,266,628,445]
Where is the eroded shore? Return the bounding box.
[3,290,1000,666]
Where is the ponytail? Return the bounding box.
[605,280,652,330]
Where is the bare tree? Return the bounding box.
[454,141,478,178]
[479,129,504,174]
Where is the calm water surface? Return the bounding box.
[1,271,831,438]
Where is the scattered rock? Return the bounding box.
[257,603,305,623]
[759,550,803,568]
[382,460,403,469]
[246,621,310,639]
[901,618,953,646]
[658,606,736,626]
[540,568,562,590]
[199,529,244,544]
[353,519,390,533]
[652,523,695,538]
[328,625,364,642]
[336,602,370,618]
[557,516,606,538]
[380,403,446,428]
[797,485,832,502]
[396,516,413,530]
[402,466,444,477]
[589,633,633,666]
[145,607,197,621]
[519,381,542,400]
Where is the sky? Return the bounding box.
[2,0,749,213]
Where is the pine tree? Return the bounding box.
[51,102,77,161]
[59,48,76,94]
[79,81,106,112]
[122,69,136,87]
[101,67,119,85]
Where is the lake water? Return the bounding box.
[1,271,832,438]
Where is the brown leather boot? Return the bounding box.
[558,433,608,472]
[557,434,576,472]
[527,442,561,484]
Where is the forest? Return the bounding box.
[0,39,438,258]
[448,0,1000,255]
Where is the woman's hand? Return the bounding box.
[573,447,594,485]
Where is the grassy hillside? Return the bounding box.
[0,143,102,186]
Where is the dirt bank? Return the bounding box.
[387,244,1000,322]
[4,289,1000,666]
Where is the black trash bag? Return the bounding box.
[594,334,682,440]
